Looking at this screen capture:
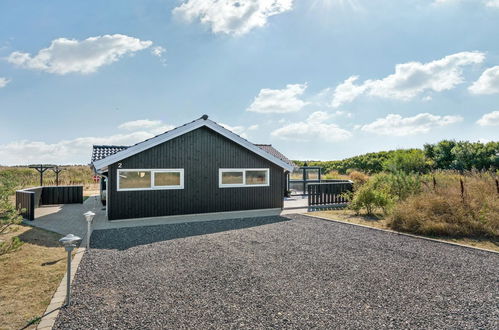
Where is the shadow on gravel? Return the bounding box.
[90,216,292,250]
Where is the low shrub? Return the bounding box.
[0,236,24,255]
[347,171,421,215]
[322,170,349,180]
[348,170,369,186]
[389,172,499,238]
[348,179,394,215]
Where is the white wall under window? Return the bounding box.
[117,169,184,191]
[219,168,269,188]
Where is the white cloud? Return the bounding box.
[434,0,499,8]
[0,120,176,165]
[485,0,499,8]
[151,46,167,66]
[118,119,163,131]
[0,77,9,88]
[476,111,499,126]
[173,0,293,36]
[7,34,153,75]
[247,83,308,113]
[0,132,153,166]
[469,66,499,94]
[118,119,175,135]
[331,76,368,108]
[219,123,259,138]
[360,113,463,136]
[331,51,485,107]
[151,46,166,57]
[271,111,352,142]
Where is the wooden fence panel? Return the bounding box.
[16,186,83,220]
[41,186,83,205]
[307,182,353,207]
[15,190,35,221]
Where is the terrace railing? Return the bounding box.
[308,181,353,207]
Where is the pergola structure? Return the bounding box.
[52,166,65,186]
[288,164,322,196]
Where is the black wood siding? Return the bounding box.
[41,186,83,205]
[16,190,35,220]
[108,127,285,220]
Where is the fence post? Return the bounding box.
[460,178,465,202]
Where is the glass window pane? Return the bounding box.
[246,170,268,185]
[119,171,151,189]
[306,169,319,180]
[155,172,181,186]
[290,169,303,180]
[222,171,244,184]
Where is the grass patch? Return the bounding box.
[0,225,68,330]
[389,172,499,239]
[313,209,388,230]
[311,209,499,252]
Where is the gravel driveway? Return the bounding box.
[54,214,498,329]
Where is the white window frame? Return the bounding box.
[219,168,270,188]
[117,169,184,191]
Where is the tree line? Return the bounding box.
[294,140,499,174]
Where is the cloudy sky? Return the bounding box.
[0,0,498,165]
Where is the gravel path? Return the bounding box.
[54,214,499,329]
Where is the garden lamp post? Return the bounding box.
[84,211,95,250]
[59,234,82,306]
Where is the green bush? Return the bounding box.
[0,171,23,235]
[0,236,24,255]
[382,149,429,174]
[348,179,394,215]
[347,172,422,215]
[375,172,422,201]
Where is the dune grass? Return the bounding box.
[0,225,68,330]
[312,209,499,253]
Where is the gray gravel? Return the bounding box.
[54,214,499,329]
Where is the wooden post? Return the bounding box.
[52,166,64,186]
[29,164,54,187]
[460,178,465,202]
[433,176,437,191]
[496,178,499,194]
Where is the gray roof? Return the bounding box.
[254,144,295,168]
[91,145,129,162]
[91,144,295,168]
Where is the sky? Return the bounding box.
[0,0,498,165]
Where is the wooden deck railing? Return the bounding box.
[307,181,353,207]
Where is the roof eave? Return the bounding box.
[92,118,294,172]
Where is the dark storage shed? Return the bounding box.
[91,115,295,220]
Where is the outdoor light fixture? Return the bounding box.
[59,234,82,306]
[84,211,95,251]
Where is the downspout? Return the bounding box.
[92,165,109,219]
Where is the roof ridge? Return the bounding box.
[91,117,295,170]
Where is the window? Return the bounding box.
[117,169,184,191]
[154,171,182,188]
[221,171,244,185]
[219,168,269,188]
[118,170,151,190]
[246,170,268,185]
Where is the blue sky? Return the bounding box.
[0,0,498,165]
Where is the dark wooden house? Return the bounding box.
[91,115,295,220]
